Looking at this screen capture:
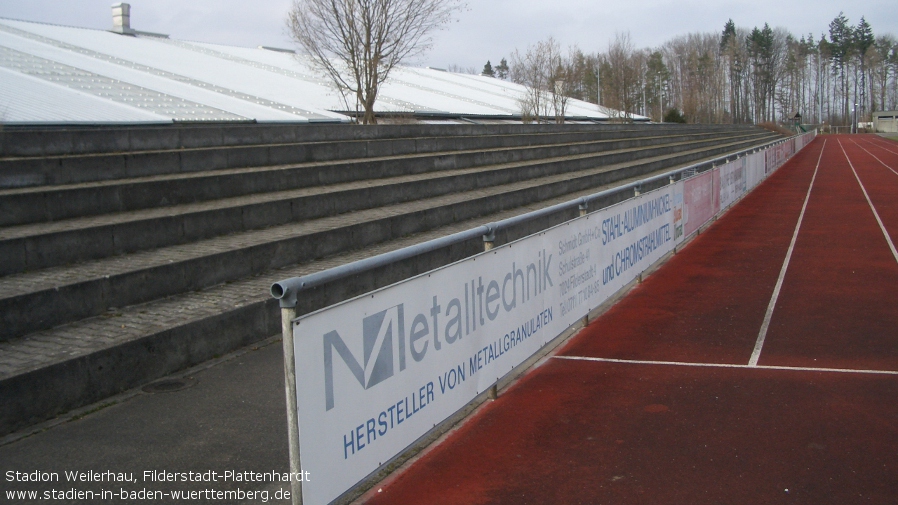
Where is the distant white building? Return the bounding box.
[0,4,641,125]
[873,111,897,133]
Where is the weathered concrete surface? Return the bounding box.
[0,123,782,435]
[0,337,294,504]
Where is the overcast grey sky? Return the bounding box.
[0,0,896,70]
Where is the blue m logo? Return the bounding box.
[323,305,406,411]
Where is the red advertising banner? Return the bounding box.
[683,170,719,237]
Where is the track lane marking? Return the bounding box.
[747,140,825,367]
[851,138,898,177]
[859,134,898,153]
[838,139,898,265]
[554,355,898,376]
[864,136,898,155]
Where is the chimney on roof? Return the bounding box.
[112,3,134,35]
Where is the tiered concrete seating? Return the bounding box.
[0,123,782,434]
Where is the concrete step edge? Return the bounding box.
[0,137,772,341]
[0,131,778,227]
[0,154,725,435]
[0,133,776,274]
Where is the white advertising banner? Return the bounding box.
[718,158,747,210]
[292,184,683,505]
[766,143,787,173]
[286,131,816,505]
[745,151,767,190]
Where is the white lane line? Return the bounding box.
[852,138,898,177]
[838,139,898,265]
[554,355,898,376]
[747,140,826,367]
[864,136,898,155]
[858,134,896,150]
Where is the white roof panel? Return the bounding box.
[0,31,249,122]
[0,66,166,123]
[0,18,344,122]
[0,16,643,124]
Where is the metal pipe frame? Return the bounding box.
[271,134,797,309]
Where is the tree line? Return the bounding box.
[285,1,894,126]
[484,13,897,126]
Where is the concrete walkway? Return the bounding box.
[1,336,294,504]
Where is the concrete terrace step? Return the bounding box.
[0,131,775,274]
[0,125,749,189]
[0,129,766,227]
[0,122,758,158]
[0,133,778,343]
[0,123,614,157]
[0,123,783,436]
[0,158,717,436]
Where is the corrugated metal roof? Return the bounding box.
[0,66,166,123]
[0,20,340,122]
[0,43,247,121]
[0,16,643,124]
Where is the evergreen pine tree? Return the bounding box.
[829,12,854,124]
[721,19,737,49]
[495,58,509,80]
[855,17,875,118]
[482,60,495,77]
[663,108,687,123]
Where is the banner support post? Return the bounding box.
[483,230,499,400]
[578,200,589,327]
[281,306,303,505]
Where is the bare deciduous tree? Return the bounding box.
[549,48,587,123]
[505,17,898,126]
[510,38,583,123]
[287,0,463,124]
[447,64,477,74]
[510,37,560,122]
[603,32,642,121]
[870,35,896,111]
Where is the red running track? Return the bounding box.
[758,136,898,370]
[359,135,898,505]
